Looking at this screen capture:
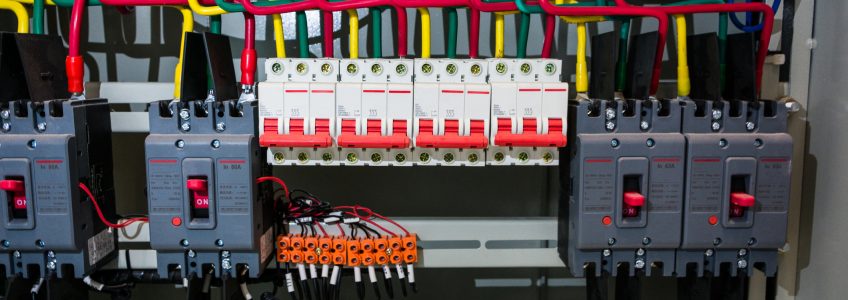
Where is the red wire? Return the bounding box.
[242,0,318,15]
[469,8,480,58]
[69,0,84,57]
[256,176,290,200]
[244,13,256,50]
[336,224,346,236]
[317,222,329,236]
[322,10,334,57]
[540,14,556,59]
[78,183,148,229]
[336,205,409,236]
[343,212,398,237]
[314,0,408,57]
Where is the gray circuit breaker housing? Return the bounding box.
[145,99,274,279]
[0,99,117,279]
[676,99,791,277]
[561,99,685,277]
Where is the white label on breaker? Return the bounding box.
[87,229,115,266]
[285,273,295,292]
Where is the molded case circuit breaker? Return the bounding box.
[259,58,339,166]
[0,33,117,280]
[488,59,568,166]
[146,32,273,281]
[675,99,792,278]
[412,59,490,166]
[337,59,413,166]
[562,99,684,277]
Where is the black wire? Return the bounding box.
[358,223,381,238]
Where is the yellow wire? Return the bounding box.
[493,11,518,59]
[0,0,29,33]
[170,6,194,99]
[675,14,690,97]
[576,22,588,93]
[417,7,430,58]
[9,0,55,5]
[273,14,286,58]
[348,9,358,59]
[557,0,604,23]
[187,0,226,16]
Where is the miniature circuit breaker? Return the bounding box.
[145,33,274,282]
[675,99,792,278]
[412,59,490,166]
[0,33,117,280]
[336,59,414,166]
[562,99,684,277]
[259,58,339,166]
[488,59,568,166]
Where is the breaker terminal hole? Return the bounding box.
[13,101,28,118]
[763,100,777,117]
[49,101,64,117]
[622,100,637,117]
[193,101,208,118]
[729,101,744,118]
[693,101,707,117]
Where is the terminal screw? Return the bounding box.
[494,152,505,162]
[745,121,756,131]
[188,250,196,258]
[468,153,479,163]
[445,63,458,75]
[2,123,10,132]
[179,109,191,120]
[36,123,46,132]
[704,249,714,257]
[443,153,455,163]
[0,110,9,119]
[216,122,226,132]
[737,260,748,269]
[737,249,747,257]
[370,153,383,163]
[181,239,190,247]
[544,63,557,75]
[347,63,358,75]
[274,152,285,163]
[271,62,283,75]
[606,121,616,131]
[346,153,358,163]
[711,109,722,120]
[636,248,645,256]
[605,108,616,120]
[181,122,191,132]
[495,62,507,74]
[421,63,433,74]
[298,152,309,163]
[602,249,611,257]
[470,64,482,76]
[634,259,646,269]
[296,63,308,75]
[395,153,406,163]
[396,64,408,75]
[640,121,649,130]
[211,140,221,148]
[321,63,333,75]
[418,152,430,163]
[13,251,21,258]
[322,153,333,162]
[371,63,383,75]
[518,152,529,163]
[520,63,532,74]
[711,122,721,131]
[542,152,554,163]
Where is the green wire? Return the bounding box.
[51,0,100,6]
[516,13,530,58]
[296,11,309,58]
[719,12,727,92]
[33,0,44,34]
[445,7,457,59]
[210,15,222,34]
[370,7,382,58]
[615,20,630,93]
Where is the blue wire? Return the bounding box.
[728,0,781,32]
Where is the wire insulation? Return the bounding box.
[78,183,148,229]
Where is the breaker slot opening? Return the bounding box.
[729,175,754,218]
[186,176,210,220]
[622,175,645,218]
[1,176,27,222]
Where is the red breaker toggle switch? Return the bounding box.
[622,191,645,218]
[494,118,567,147]
[729,192,755,218]
[186,179,209,209]
[0,180,26,210]
[415,119,488,149]
[337,119,410,148]
[259,118,333,148]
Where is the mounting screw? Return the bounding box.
[222,251,231,258]
[187,250,196,258]
[215,239,224,247]
[467,153,479,163]
[642,237,651,245]
[784,100,801,112]
[13,251,21,258]
[35,240,45,248]
[636,248,645,256]
[737,259,748,269]
[36,123,47,132]
[1,240,9,248]
[704,249,714,257]
[605,108,616,120]
[216,122,226,132]
[737,249,747,257]
[610,139,620,148]
[754,139,763,147]
[634,259,646,269]
[395,153,406,163]
[27,139,37,149]
[443,153,455,163]
[181,122,191,132]
[640,121,649,130]
[711,109,722,120]
[745,121,756,131]
[0,110,9,119]
[2,123,10,132]
[713,238,722,246]
[606,121,616,131]
[211,140,221,148]
[711,122,721,131]
[175,140,185,149]
[179,109,190,120]
[719,139,728,148]
[646,138,655,147]
[607,237,616,246]
[602,249,611,257]
[181,239,190,247]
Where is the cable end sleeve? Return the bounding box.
[240,49,257,86]
[66,55,84,94]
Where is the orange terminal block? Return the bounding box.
[278,235,290,249]
[333,253,346,265]
[347,239,361,254]
[376,252,389,265]
[290,250,304,264]
[402,249,417,264]
[332,238,347,253]
[360,252,375,266]
[319,254,332,265]
[375,237,388,252]
[360,238,374,252]
[278,250,290,263]
[305,237,319,250]
[388,237,403,251]
[347,253,361,266]
[304,250,318,264]
[291,235,305,250]
[402,234,417,251]
[319,237,332,251]
[389,252,403,265]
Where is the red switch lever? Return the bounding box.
[0,180,26,210]
[337,119,410,149]
[623,192,645,218]
[729,192,755,218]
[415,119,489,149]
[493,118,567,147]
[259,118,333,148]
[186,179,209,209]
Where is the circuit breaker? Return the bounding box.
[488,59,568,165]
[563,99,684,277]
[145,32,273,281]
[412,59,490,166]
[675,99,792,277]
[259,58,339,166]
[336,59,413,166]
[0,33,117,280]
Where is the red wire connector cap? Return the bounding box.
[240,49,257,86]
[66,56,84,94]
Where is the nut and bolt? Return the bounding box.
[181,239,190,247]
[216,122,226,132]
[222,251,231,258]
[745,121,756,131]
[346,153,358,163]
[179,109,191,120]
[518,152,529,162]
[298,152,309,162]
[602,249,611,257]
[47,251,55,258]
[605,108,616,120]
[274,152,285,163]
[296,63,308,75]
[215,239,224,247]
[646,138,655,147]
[520,63,532,74]
[321,63,333,75]
[470,64,482,76]
[495,62,507,74]
[737,259,748,269]
[468,153,479,163]
[47,261,56,270]
[421,63,433,74]
[711,122,721,131]
[445,63,458,75]
[371,63,383,75]
[494,152,505,162]
[719,139,728,148]
[606,121,616,131]
[211,140,221,148]
[347,63,359,75]
[418,152,430,163]
[0,110,10,119]
[370,153,383,163]
[396,64,408,75]
[176,140,185,148]
[443,153,455,163]
[544,63,557,75]
[784,100,801,112]
[634,259,646,269]
[610,139,620,148]
[395,153,406,163]
[2,123,10,131]
[542,152,554,163]
[704,249,714,257]
[181,122,191,131]
[711,109,722,120]
[271,63,283,75]
[607,237,616,246]
[748,238,757,246]
[322,153,333,162]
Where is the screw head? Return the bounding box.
[517,152,529,162]
[544,63,557,75]
[346,152,358,163]
[221,259,232,270]
[346,63,359,75]
[646,138,655,147]
[222,251,231,258]
[371,63,383,75]
[607,237,616,245]
[216,122,226,132]
[605,108,616,120]
[370,153,383,163]
[394,153,406,163]
[2,123,10,131]
[711,121,721,131]
[443,152,455,163]
[179,109,191,120]
[704,249,714,257]
[519,63,532,74]
[181,239,190,247]
[713,238,722,246]
[542,152,554,163]
[298,152,309,162]
[47,251,55,258]
[421,63,433,74]
[636,248,645,256]
[418,152,430,163]
[271,62,283,75]
[211,140,221,148]
[296,63,308,75]
[273,152,285,163]
[494,152,505,162]
[47,261,56,270]
[605,121,616,131]
[719,138,728,148]
[181,122,191,131]
[215,239,224,247]
[640,121,649,130]
[738,249,747,256]
[0,240,8,247]
[175,140,185,148]
[711,109,722,120]
[602,249,611,257]
[634,259,646,269]
[13,251,21,258]
[737,259,748,269]
[745,121,756,131]
[610,138,620,148]
[395,64,408,75]
[445,63,458,75]
[321,63,333,75]
[27,139,37,149]
[36,123,46,132]
[468,153,479,163]
[0,110,9,119]
[495,62,507,74]
[748,238,757,246]
[35,240,45,248]
[642,237,651,245]
[322,153,333,162]
[754,139,763,147]
[470,64,482,76]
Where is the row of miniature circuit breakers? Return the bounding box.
[257,58,568,166]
